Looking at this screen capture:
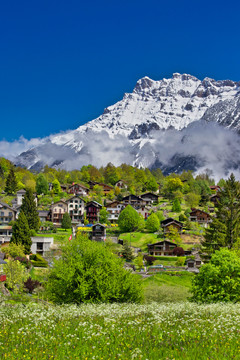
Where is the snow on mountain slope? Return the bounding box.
[15,73,240,177]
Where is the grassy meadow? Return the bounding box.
[1,301,240,360]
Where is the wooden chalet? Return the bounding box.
[148,240,177,256]
[161,218,183,233]
[86,201,102,224]
[90,223,106,242]
[189,208,211,225]
[68,183,89,196]
[140,192,159,205]
[210,193,220,205]
[88,181,114,195]
[210,185,221,192]
[122,194,146,208]
[114,180,127,190]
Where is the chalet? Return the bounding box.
[210,185,221,193]
[86,201,102,224]
[66,195,85,224]
[140,192,159,205]
[0,202,16,224]
[68,183,89,196]
[189,208,211,225]
[106,201,125,223]
[136,206,151,220]
[60,184,68,193]
[210,193,220,205]
[161,218,183,233]
[50,201,68,225]
[88,181,114,195]
[148,240,177,256]
[90,223,106,242]
[122,194,146,208]
[38,210,51,223]
[114,180,127,190]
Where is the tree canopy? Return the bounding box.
[47,235,143,304]
[21,188,40,231]
[118,205,140,232]
[191,248,240,303]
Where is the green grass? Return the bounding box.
[36,228,72,244]
[143,272,193,303]
[1,301,240,359]
[120,232,160,251]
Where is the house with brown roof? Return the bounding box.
[68,183,89,196]
[190,208,211,225]
[122,194,146,208]
[148,240,177,256]
[140,192,159,205]
[161,218,183,234]
[86,201,102,224]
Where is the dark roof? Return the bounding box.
[66,195,86,203]
[69,183,88,190]
[122,194,144,201]
[190,208,210,216]
[161,218,183,227]
[92,223,107,228]
[86,201,102,208]
[38,211,50,216]
[140,192,159,198]
[148,240,177,247]
[0,201,16,212]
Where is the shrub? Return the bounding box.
[1,243,25,258]
[30,254,48,268]
[172,247,185,257]
[47,234,143,304]
[24,277,41,294]
[191,248,240,303]
[14,256,32,269]
[145,213,160,232]
[175,257,185,266]
[143,255,157,265]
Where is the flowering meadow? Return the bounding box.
[1,302,240,359]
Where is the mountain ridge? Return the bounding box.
[15,73,240,178]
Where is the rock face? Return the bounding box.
[15,73,240,177]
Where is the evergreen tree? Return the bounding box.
[5,168,17,194]
[172,198,181,212]
[122,240,134,261]
[145,213,160,232]
[36,173,48,195]
[202,173,240,255]
[11,211,32,254]
[21,188,40,231]
[61,212,72,230]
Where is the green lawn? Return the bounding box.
[120,232,160,251]
[143,272,194,303]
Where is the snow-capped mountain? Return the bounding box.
[15,73,240,177]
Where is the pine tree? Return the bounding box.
[5,168,17,194]
[172,198,181,212]
[11,211,32,254]
[21,188,40,231]
[61,212,72,230]
[122,240,134,261]
[202,173,240,255]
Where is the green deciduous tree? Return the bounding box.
[184,192,201,208]
[4,260,28,293]
[167,225,182,246]
[145,213,160,233]
[21,188,40,231]
[191,248,240,303]
[99,207,109,224]
[11,211,32,254]
[202,173,240,255]
[36,173,48,195]
[47,235,143,304]
[5,168,17,194]
[61,212,72,230]
[52,179,61,194]
[118,205,140,232]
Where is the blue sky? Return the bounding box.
[0,0,240,142]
